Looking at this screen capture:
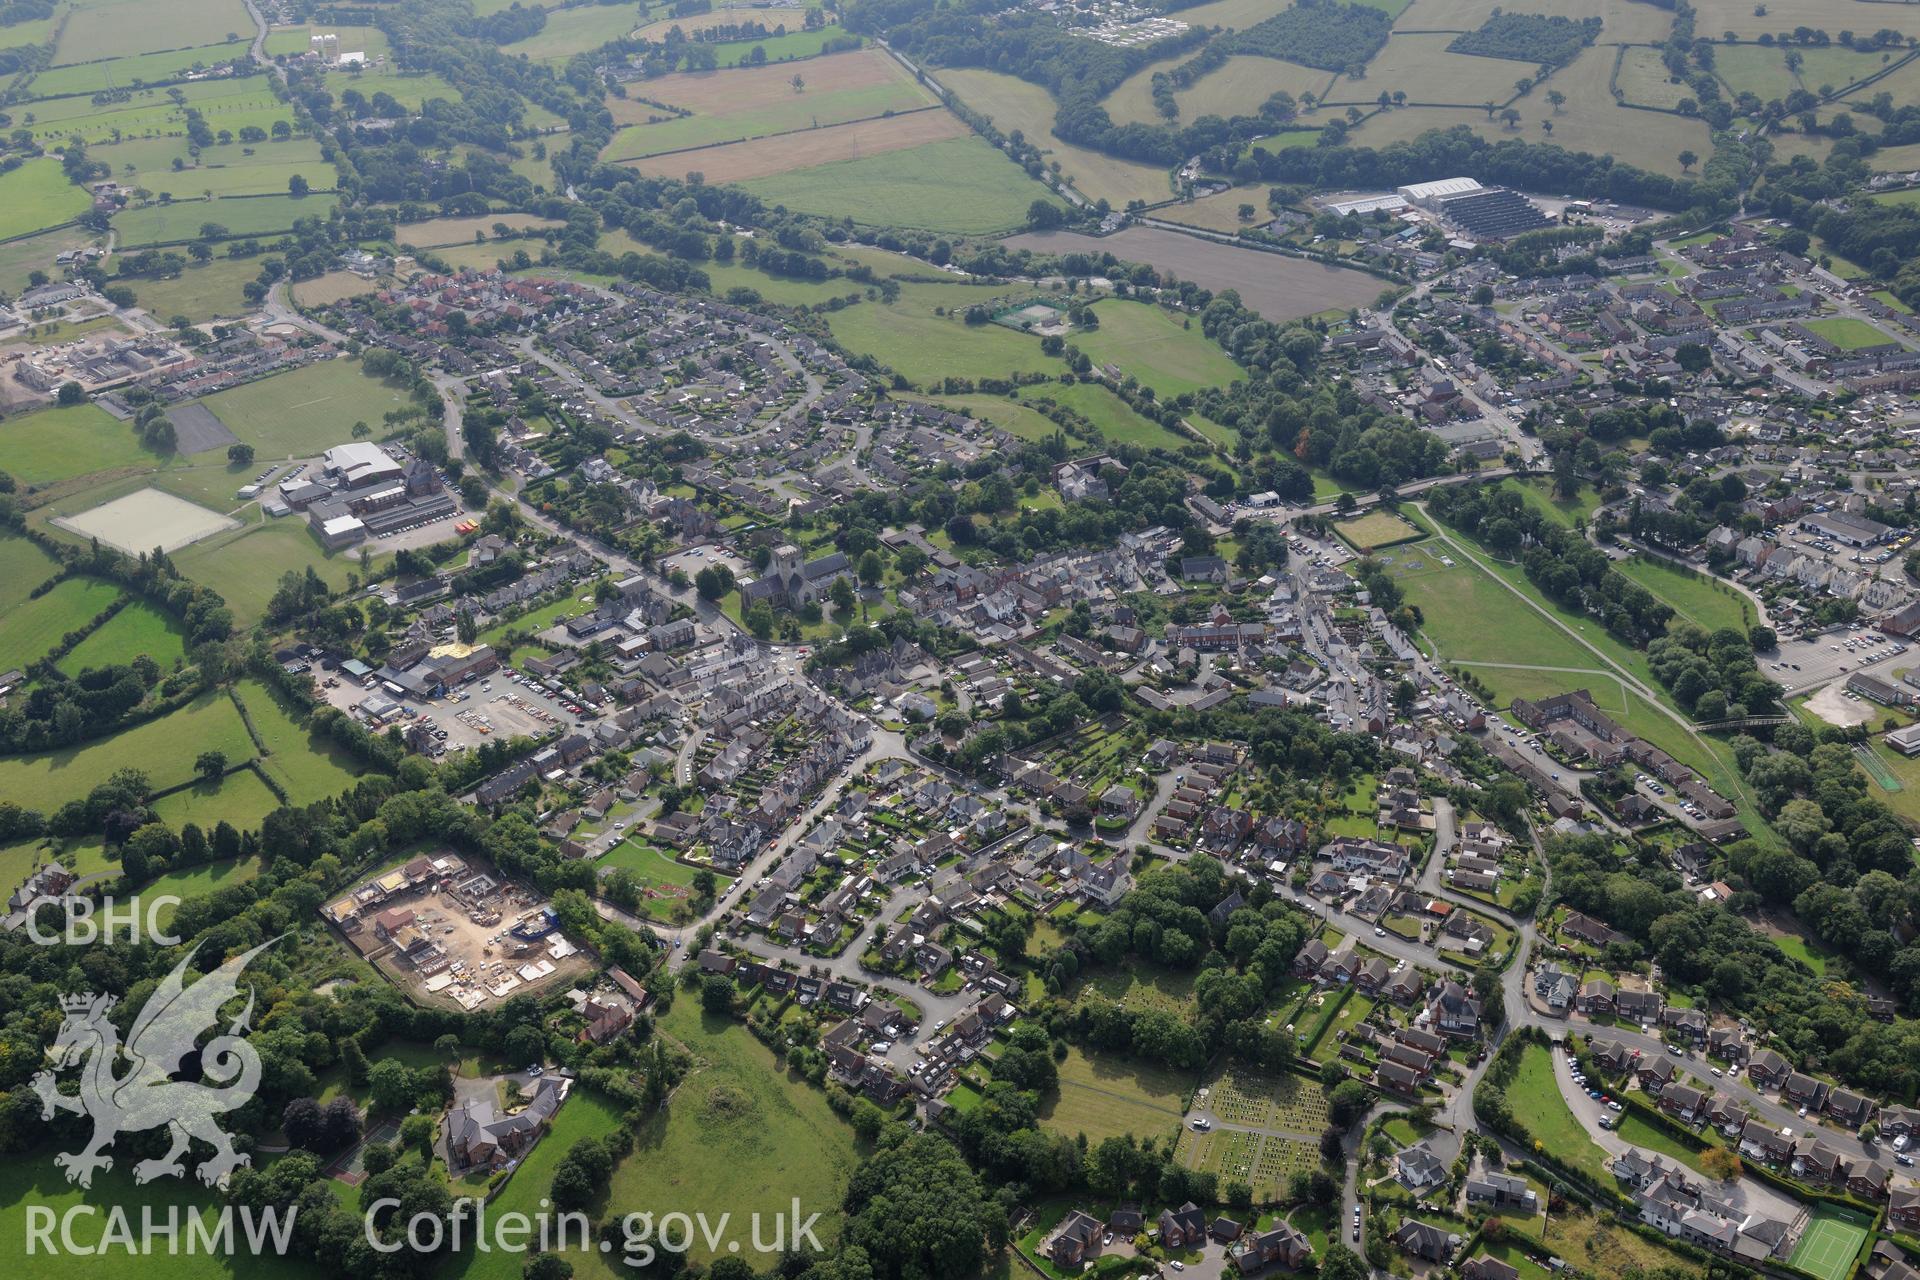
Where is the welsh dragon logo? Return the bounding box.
[32,937,282,1189]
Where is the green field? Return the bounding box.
[1801,316,1896,351]
[704,24,856,67]
[0,690,256,807]
[1335,510,1423,552]
[23,79,296,146]
[313,67,463,111]
[0,157,90,240]
[1497,478,1600,530]
[0,537,59,614]
[938,67,1172,209]
[0,1152,326,1280]
[168,517,381,626]
[0,577,122,672]
[903,392,1065,443]
[191,358,414,459]
[114,193,339,246]
[1035,380,1191,452]
[451,1000,863,1279]
[502,2,642,60]
[52,0,253,62]
[1614,557,1754,634]
[122,256,263,322]
[1506,1041,1611,1182]
[1039,1045,1192,1144]
[1070,300,1248,399]
[827,281,1068,384]
[234,677,365,805]
[0,226,104,295]
[740,135,1059,234]
[17,40,249,98]
[57,601,186,673]
[1788,1206,1872,1280]
[151,767,284,831]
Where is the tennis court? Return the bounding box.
[1788,1205,1869,1280]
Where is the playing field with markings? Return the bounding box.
[1788,1206,1869,1280]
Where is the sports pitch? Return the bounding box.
[52,486,238,554]
[1787,1206,1869,1280]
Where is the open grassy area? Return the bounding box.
[148,856,263,926]
[57,601,186,673]
[0,690,256,807]
[1070,300,1247,398]
[1505,1041,1610,1182]
[0,157,89,240]
[1040,1045,1192,1144]
[739,133,1058,234]
[1615,557,1754,634]
[24,78,295,147]
[1078,962,1198,1015]
[1801,316,1896,351]
[1497,477,1600,530]
[0,1150,327,1280]
[0,226,103,296]
[1033,380,1191,452]
[0,403,159,486]
[0,577,122,672]
[20,40,248,98]
[554,1000,862,1275]
[234,677,365,805]
[53,0,252,62]
[169,515,390,625]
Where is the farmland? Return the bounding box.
[633,5,811,42]
[150,767,284,832]
[1689,0,1920,44]
[0,577,121,672]
[1394,0,1673,42]
[503,3,644,60]
[105,138,335,200]
[939,67,1173,209]
[57,601,186,673]
[740,132,1058,233]
[53,0,253,63]
[1104,53,1332,127]
[114,193,339,246]
[0,403,157,486]
[0,537,59,614]
[234,678,365,805]
[1005,227,1382,322]
[1614,47,1693,110]
[825,280,1069,384]
[394,213,565,247]
[125,257,264,322]
[16,39,249,98]
[0,158,90,240]
[0,690,257,807]
[22,78,296,146]
[603,49,936,160]
[630,107,961,182]
[1071,299,1248,398]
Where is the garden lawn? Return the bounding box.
[0,158,89,240]
[1039,1045,1192,1144]
[0,692,256,813]
[233,678,365,805]
[0,578,122,672]
[0,403,158,485]
[1072,300,1248,398]
[57,601,185,673]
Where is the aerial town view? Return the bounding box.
[13,0,1920,1279]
